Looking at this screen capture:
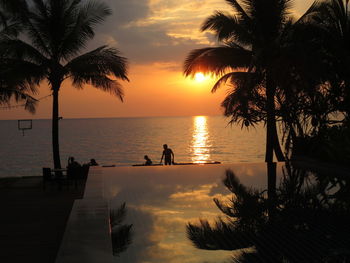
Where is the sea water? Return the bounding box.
[0,116,266,177]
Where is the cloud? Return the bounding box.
[87,0,224,65]
[87,0,315,67]
[104,0,150,26]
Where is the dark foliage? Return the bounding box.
[187,164,350,262]
[110,202,133,257]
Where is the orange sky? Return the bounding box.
[0,0,314,120]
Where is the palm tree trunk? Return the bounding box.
[272,119,285,161]
[52,88,61,169]
[265,112,274,162]
[265,74,285,162]
[267,162,277,222]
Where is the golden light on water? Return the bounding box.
[191,116,211,163]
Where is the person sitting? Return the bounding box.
[144,155,152,166]
[88,158,99,166]
[67,156,81,169]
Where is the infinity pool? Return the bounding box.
[56,163,350,263]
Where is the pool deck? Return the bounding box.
[0,176,86,263]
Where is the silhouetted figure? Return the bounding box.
[88,158,99,166]
[144,155,152,166]
[160,144,174,165]
[67,156,81,169]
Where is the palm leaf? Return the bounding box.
[187,218,253,251]
[0,86,38,113]
[225,0,251,21]
[220,72,263,127]
[110,203,133,256]
[212,71,257,93]
[201,11,252,45]
[183,45,251,77]
[66,46,128,101]
[59,0,112,60]
[0,37,48,64]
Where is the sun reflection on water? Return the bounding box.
[191,116,211,163]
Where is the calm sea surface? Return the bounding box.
[0,116,266,178]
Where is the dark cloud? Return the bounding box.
[112,25,206,65]
[105,0,150,26]
[87,0,208,65]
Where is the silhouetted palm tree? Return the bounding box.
[0,1,37,113]
[0,0,128,169]
[304,0,350,122]
[183,0,311,162]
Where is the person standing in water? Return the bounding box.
[160,144,174,165]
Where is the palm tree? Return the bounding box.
[304,0,350,122]
[0,1,37,113]
[183,0,309,162]
[0,0,128,169]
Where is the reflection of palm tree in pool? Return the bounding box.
[110,203,133,257]
[187,163,350,262]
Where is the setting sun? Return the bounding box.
[194,72,206,82]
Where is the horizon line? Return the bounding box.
[0,114,224,121]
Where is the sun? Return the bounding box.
[194,72,206,82]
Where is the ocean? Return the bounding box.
[0,116,266,178]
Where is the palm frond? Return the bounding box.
[187,218,253,251]
[0,37,48,64]
[110,203,133,256]
[220,72,263,127]
[225,0,251,21]
[201,11,252,45]
[1,58,45,91]
[32,0,48,19]
[66,46,128,80]
[110,202,127,228]
[111,224,133,256]
[58,0,112,60]
[183,46,251,77]
[0,0,28,14]
[73,74,125,101]
[212,72,237,93]
[66,46,128,101]
[0,2,23,37]
[212,71,255,93]
[13,2,51,56]
[0,87,38,113]
[0,8,8,27]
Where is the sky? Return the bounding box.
[0,0,314,120]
